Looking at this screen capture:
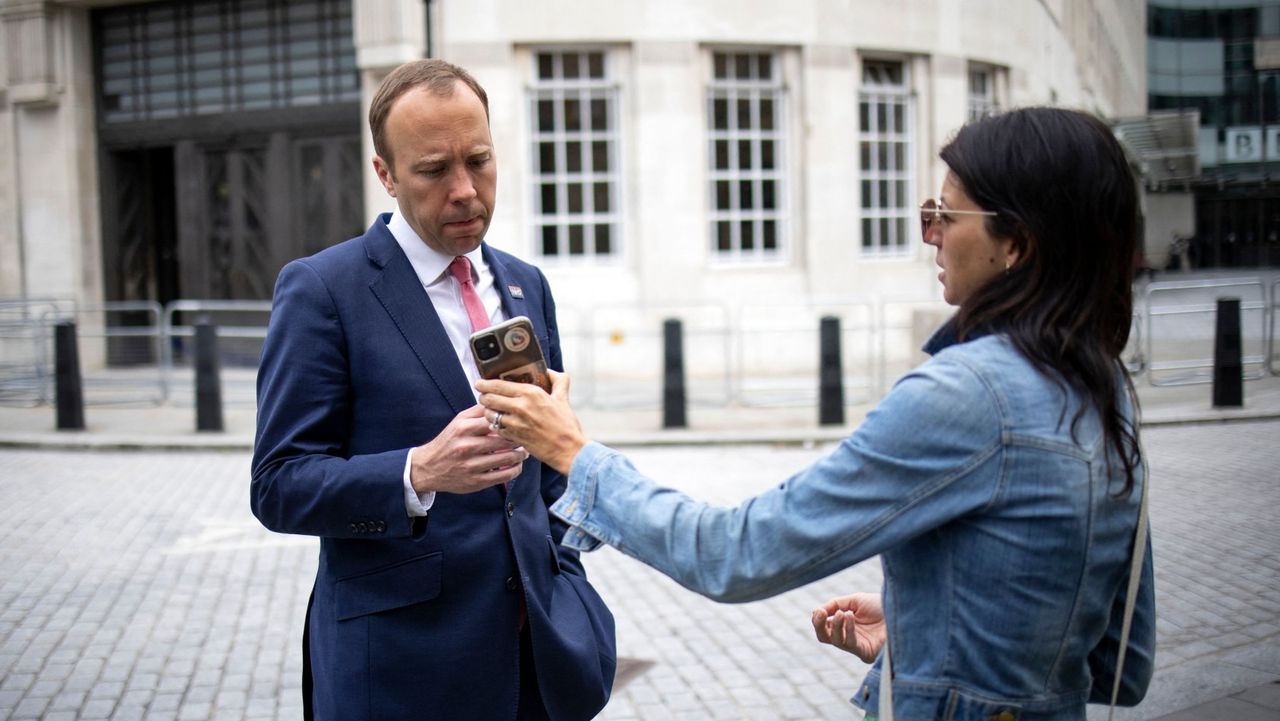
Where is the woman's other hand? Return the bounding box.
[810,592,886,663]
[476,370,587,475]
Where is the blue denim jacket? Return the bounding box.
[551,330,1155,721]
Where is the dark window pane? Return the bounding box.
[876,104,887,133]
[713,53,728,79]
[741,220,755,250]
[880,218,891,248]
[739,180,754,209]
[763,219,777,249]
[879,181,891,207]
[568,183,583,213]
[537,53,554,79]
[563,53,581,79]
[895,218,907,246]
[564,99,581,131]
[738,140,752,170]
[860,142,871,171]
[758,53,772,80]
[587,52,604,79]
[715,140,729,170]
[862,218,873,248]
[592,140,609,172]
[761,140,775,170]
[859,102,870,131]
[715,180,731,210]
[566,142,582,172]
[594,182,610,212]
[760,97,774,131]
[737,97,752,130]
[590,98,608,131]
[893,142,905,169]
[895,180,907,206]
[594,224,611,254]
[893,102,904,133]
[861,180,873,208]
[735,54,750,79]
[716,221,731,251]
[568,224,585,254]
[538,99,556,132]
[762,180,776,210]
[539,142,556,174]
[713,97,728,130]
[541,184,557,214]
[542,225,558,255]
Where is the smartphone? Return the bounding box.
[470,316,552,393]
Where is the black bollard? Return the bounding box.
[1212,297,1243,408]
[819,316,845,425]
[54,321,85,430]
[662,318,687,429]
[194,318,225,431]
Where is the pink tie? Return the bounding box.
[448,256,490,332]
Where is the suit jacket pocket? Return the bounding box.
[334,552,442,621]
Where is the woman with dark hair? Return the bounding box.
[478,107,1155,720]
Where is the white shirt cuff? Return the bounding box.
[403,449,435,516]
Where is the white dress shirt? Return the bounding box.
[386,211,506,516]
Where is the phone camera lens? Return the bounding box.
[476,336,501,361]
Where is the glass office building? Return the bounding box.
[1149,0,1280,267]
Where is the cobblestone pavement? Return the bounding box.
[1,420,1278,721]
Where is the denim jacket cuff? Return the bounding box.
[549,441,613,552]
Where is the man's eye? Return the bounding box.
[422,167,444,177]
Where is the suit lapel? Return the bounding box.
[484,245,531,327]
[364,222,475,415]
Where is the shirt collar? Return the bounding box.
[387,210,486,287]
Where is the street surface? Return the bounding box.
[0,419,1278,720]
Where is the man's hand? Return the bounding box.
[810,592,887,663]
[410,405,529,494]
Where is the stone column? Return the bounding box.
[351,0,428,220]
[0,1,103,318]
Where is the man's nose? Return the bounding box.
[447,166,477,202]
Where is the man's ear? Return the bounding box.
[372,156,397,198]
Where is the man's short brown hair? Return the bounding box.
[368,58,490,168]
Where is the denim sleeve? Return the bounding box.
[1088,530,1156,705]
[550,354,1006,602]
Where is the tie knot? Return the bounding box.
[448,256,473,285]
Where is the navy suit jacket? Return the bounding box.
[251,215,616,721]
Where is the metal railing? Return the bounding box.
[2,276,1275,413]
[1143,278,1270,386]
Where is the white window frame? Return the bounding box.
[527,47,622,265]
[707,48,789,264]
[968,63,999,122]
[858,57,915,258]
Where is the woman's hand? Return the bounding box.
[810,592,886,663]
[476,370,588,475]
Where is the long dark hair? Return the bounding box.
[940,107,1142,495]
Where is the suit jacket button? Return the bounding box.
[349,523,357,533]
[358,522,369,533]
[506,576,518,591]
[506,502,515,517]
[375,521,385,533]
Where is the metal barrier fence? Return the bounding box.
[1272,278,1279,376]
[1,277,1275,413]
[1143,277,1270,386]
[42,301,167,406]
[0,298,76,407]
[163,300,273,407]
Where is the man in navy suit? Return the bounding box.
[251,58,616,721]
